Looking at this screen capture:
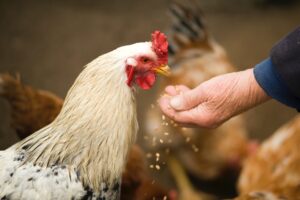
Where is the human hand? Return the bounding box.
[158,69,270,128]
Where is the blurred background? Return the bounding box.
[1,0,299,148]
[0,0,300,198]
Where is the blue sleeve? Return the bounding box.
[254,58,300,110]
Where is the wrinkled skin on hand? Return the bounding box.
[159,69,270,128]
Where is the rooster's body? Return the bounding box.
[0,31,169,200]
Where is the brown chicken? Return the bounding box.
[234,191,286,200]
[0,73,62,139]
[144,1,253,198]
[236,115,300,200]
[0,73,170,200]
[145,1,250,176]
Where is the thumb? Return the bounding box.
[170,87,203,111]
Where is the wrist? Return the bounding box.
[239,68,270,111]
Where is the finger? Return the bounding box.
[174,85,190,94]
[170,87,203,111]
[165,85,178,96]
[165,85,191,96]
[172,105,218,128]
[159,97,216,128]
[158,96,178,119]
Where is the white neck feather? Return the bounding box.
[16,52,139,191]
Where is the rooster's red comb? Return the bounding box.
[151,31,168,65]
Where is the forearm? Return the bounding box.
[206,68,270,125]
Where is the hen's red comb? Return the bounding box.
[151,31,168,65]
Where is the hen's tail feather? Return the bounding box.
[168,0,208,55]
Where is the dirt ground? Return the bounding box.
[0,0,300,198]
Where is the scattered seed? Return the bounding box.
[146,153,152,158]
[192,144,199,152]
[162,115,166,121]
[164,132,169,136]
[155,165,160,170]
[159,139,164,144]
[152,137,157,146]
[165,148,170,154]
[185,137,191,143]
[143,135,149,140]
[150,165,154,169]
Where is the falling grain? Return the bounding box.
[155,165,161,170]
[192,144,199,152]
[165,148,170,154]
[146,153,152,158]
[185,137,191,143]
[155,153,160,162]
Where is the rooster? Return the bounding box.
[0,31,170,200]
[236,115,300,200]
[0,73,171,200]
[144,2,252,198]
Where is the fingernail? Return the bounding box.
[170,96,182,109]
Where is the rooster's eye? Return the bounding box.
[142,57,150,63]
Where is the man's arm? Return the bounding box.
[159,69,269,128]
[159,27,300,128]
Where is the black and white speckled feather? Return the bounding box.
[0,149,120,200]
[168,0,207,58]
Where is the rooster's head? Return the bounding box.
[122,31,170,90]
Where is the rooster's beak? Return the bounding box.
[153,65,171,77]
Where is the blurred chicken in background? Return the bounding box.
[0,73,62,139]
[144,1,256,198]
[168,155,217,200]
[0,73,170,200]
[235,115,300,200]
